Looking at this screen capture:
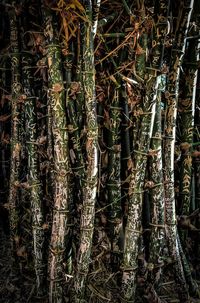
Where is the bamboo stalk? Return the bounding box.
[64,46,85,189]
[7,2,22,261]
[74,0,98,300]
[178,37,199,217]
[194,68,200,276]
[121,78,160,301]
[42,3,70,302]
[92,0,101,36]
[121,1,169,299]
[75,26,85,132]
[106,79,122,268]
[147,0,169,288]
[163,0,194,300]
[64,43,85,274]
[178,3,200,296]
[21,18,45,294]
[148,75,166,286]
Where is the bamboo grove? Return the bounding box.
[0,0,200,302]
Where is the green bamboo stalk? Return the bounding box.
[75,26,85,132]
[106,79,122,268]
[147,0,169,287]
[163,0,194,300]
[67,87,85,184]
[195,69,200,272]
[121,1,169,299]
[0,42,10,221]
[122,0,132,16]
[134,0,147,82]
[121,77,159,301]
[121,39,163,303]
[178,3,200,295]
[178,38,199,217]
[97,12,117,28]
[42,3,70,302]
[120,84,131,243]
[148,75,166,286]
[177,35,200,297]
[177,233,200,297]
[64,46,85,188]
[74,0,98,300]
[8,2,22,260]
[21,24,45,295]
[64,43,85,274]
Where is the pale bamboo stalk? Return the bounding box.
[92,0,101,36]
[148,75,166,286]
[74,0,98,300]
[163,0,194,300]
[121,76,159,301]
[121,0,168,299]
[147,0,169,287]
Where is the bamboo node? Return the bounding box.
[125,227,142,234]
[120,266,138,271]
[133,149,148,156]
[149,182,163,188]
[148,148,160,156]
[109,106,122,111]
[53,208,70,213]
[80,227,94,231]
[149,223,165,228]
[130,190,145,195]
[48,277,64,282]
[151,136,162,140]
[49,247,66,255]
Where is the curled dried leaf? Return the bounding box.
[38,136,47,145]
[180,142,190,151]
[52,83,63,92]
[16,246,27,258]
[136,43,145,55]
[0,114,11,122]
[145,181,154,188]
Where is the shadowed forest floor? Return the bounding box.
[0,222,200,303]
